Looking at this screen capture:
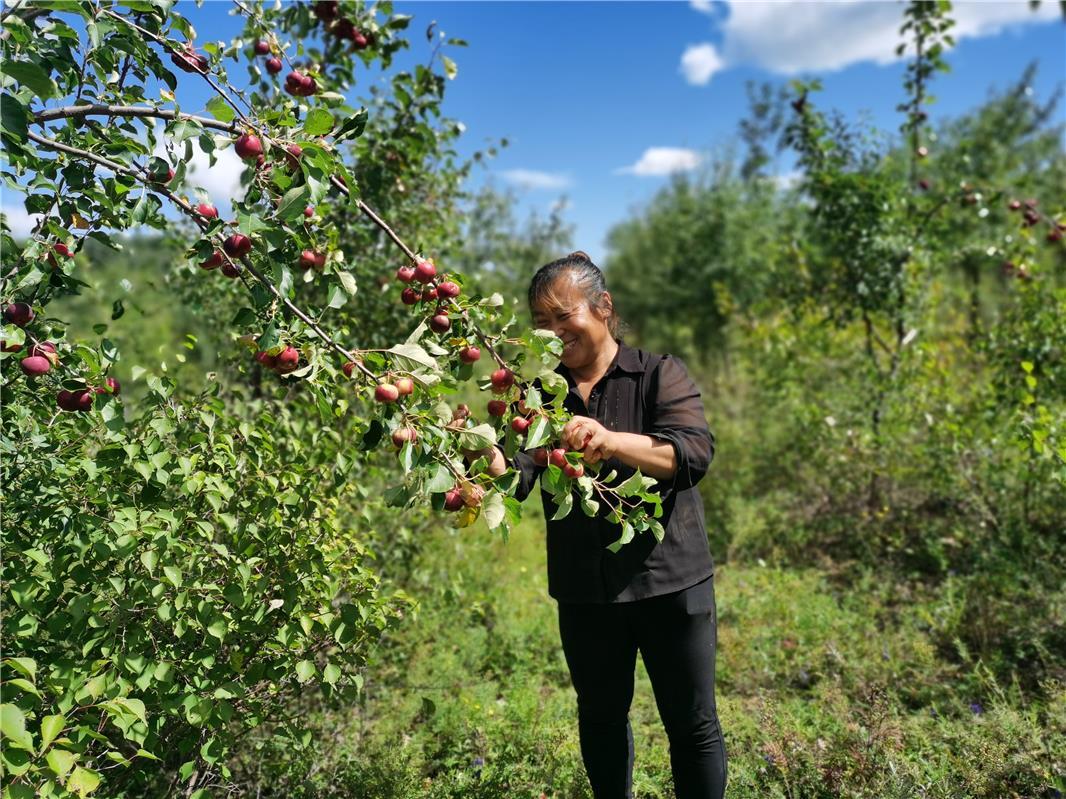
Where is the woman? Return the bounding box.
[466,251,727,798]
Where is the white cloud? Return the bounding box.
[689,0,714,14]
[680,43,725,86]
[686,1,1061,82]
[616,147,702,177]
[184,146,246,205]
[500,169,572,190]
[0,202,39,239]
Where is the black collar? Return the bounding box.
[557,339,644,383]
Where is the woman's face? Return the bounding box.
[530,276,613,370]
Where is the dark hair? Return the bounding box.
[528,251,624,338]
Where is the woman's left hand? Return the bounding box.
[562,416,617,465]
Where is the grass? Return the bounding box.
[239,504,1066,798]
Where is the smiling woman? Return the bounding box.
[465,251,728,798]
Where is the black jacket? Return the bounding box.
[508,341,715,603]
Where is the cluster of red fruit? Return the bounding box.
[374,376,415,403]
[170,42,208,74]
[254,346,301,375]
[313,1,374,51]
[442,483,484,512]
[251,39,285,77]
[395,259,464,335]
[3,302,119,411]
[46,242,73,270]
[1008,197,1064,242]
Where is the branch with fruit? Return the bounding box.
[1,0,671,546]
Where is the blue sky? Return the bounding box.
[6,1,1064,264]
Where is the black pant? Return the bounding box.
[557,575,727,799]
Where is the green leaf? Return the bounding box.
[46,748,77,779]
[295,660,316,683]
[326,283,346,309]
[551,492,573,521]
[537,368,568,397]
[66,766,102,797]
[206,617,227,641]
[1,92,29,143]
[46,749,76,779]
[524,416,550,450]
[387,343,438,372]
[458,423,497,451]
[4,60,58,99]
[441,55,458,80]
[336,270,357,296]
[333,108,368,142]
[276,184,310,222]
[303,109,335,136]
[0,704,33,752]
[40,714,66,751]
[322,663,341,685]
[206,95,235,123]
[3,657,36,681]
[162,565,182,588]
[482,489,506,530]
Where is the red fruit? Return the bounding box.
[375,383,400,403]
[490,368,515,393]
[20,355,50,377]
[220,261,242,279]
[0,341,22,352]
[511,417,531,434]
[255,350,278,369]
[459,346,481,364]
[917,179,929,191]
[255,154,268,170]
[275,346,300,373]
[28,341,58,366]
[200,251,224,270]
[421,287,438,302]
[443,489,464,512]
[549,448,568,468]
[3,302,34,327]
[150,167,175,185]
[429,313,451,334]
[532,448,549,467]
[563,462,584,479]
[196,203,218,219]
[487,400,507,417]
[313,0,338,21]
[1008,199,1022,211]
[331,17,356,39]
[304,206,314,218]
[1024,198,1038,209]
[391,427,418,448]
[452,403,471,422]
[170,44,208,74]
[284,144,304,167]
[437,281,460,299]
[341,360,361,378]
[394,377,415,396]
[57,389,93,412]
[284,71,317,97]
[223,234,253,257]
[234,133,263,160]
[414,259,437,283]
[265,56,283,75]
[254,39,271,55]
[54,242,73,258]
[401,287,419,305]
[1048,228,1063,243]
[95,376,121,395]
[396,266,416,283]
[299,250,326,270]
[352,31,369,49]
